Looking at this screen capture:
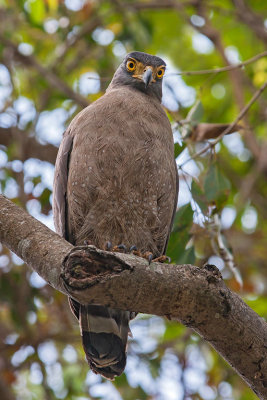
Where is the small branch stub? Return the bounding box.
[62,245,133,291]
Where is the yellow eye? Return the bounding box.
[126,59,136,72]
[157,68,165,79]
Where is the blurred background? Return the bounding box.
[0,0,267,399]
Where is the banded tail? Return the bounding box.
[69,299,130,379]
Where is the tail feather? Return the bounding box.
[82,331,126,379]
[69,299,130,380]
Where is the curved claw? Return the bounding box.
[152,255,171,263]
[129,245,137,252]
[112,243,127,253]
[105,241,112,251]
[148,254,153,264]
[117,244,127,252]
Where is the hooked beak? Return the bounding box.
[142,68,153,88]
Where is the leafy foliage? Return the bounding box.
[0,1,266,399]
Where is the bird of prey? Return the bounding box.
[53,51,178,379]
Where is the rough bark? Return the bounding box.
[0,194,71,293]
[0,194,267,399]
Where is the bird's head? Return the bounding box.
[108,51,166,101]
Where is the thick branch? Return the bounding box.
[0,195,266,399]
[0,195,71,293]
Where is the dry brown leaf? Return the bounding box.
[190,123,242,142]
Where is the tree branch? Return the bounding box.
[232,0,267,45]
[0,127,58,164]
[168,51,267,76]
[51,15,102,67]
[0,35,89,108]
[0,194,266,399]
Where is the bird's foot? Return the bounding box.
[130,245,143,257]
[104,242,170,264]
[105,241,127,253]
[133,250,171,264]
[112,244,127,253]
[128,245,153,263]
[105,242,153,263]
[130,248,154,264]
[142,252,154,264]
[152,255,171,263]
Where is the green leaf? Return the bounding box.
[47,0,58,12]
[32,176,42,186]
[177,246,195,264]
[26,0,46,24]
[166,204,194,263]
[174,141,186,158]
[204,164,231,202]
[245,296,267,318]
[39,187,51,207]
[172,203,194,232]
[163,322,186,341]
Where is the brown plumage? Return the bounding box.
[53,51,178,379]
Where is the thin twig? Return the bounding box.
[167,51,267,76]
[180,80,267,167]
